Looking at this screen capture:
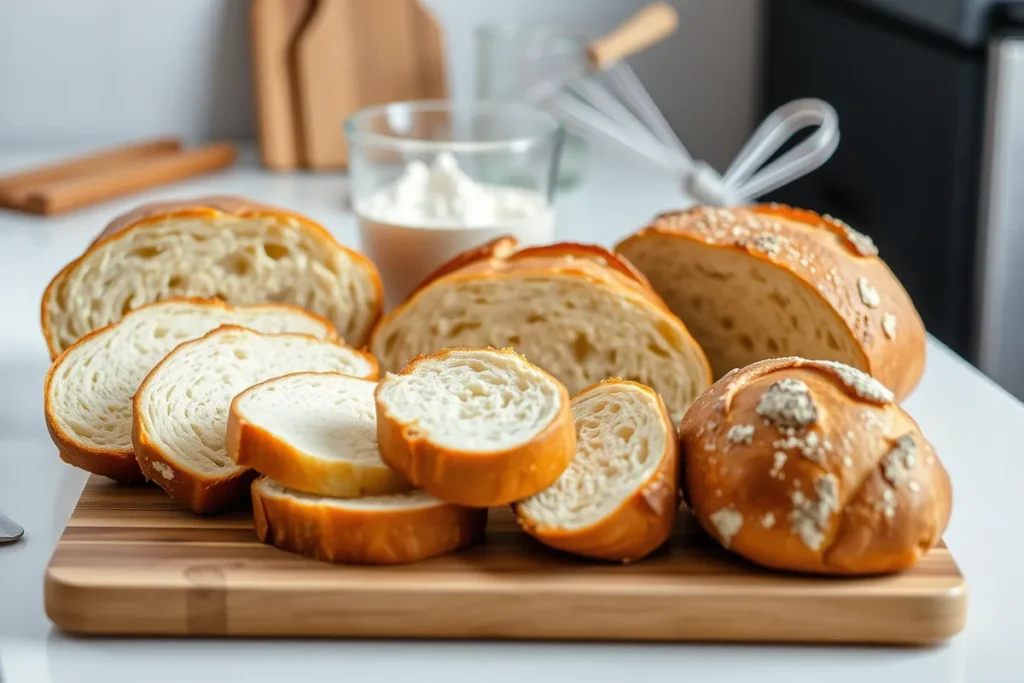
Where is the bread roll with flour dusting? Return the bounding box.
[680,357,952,575]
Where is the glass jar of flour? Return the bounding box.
[345,101,564,311]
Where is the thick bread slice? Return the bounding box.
[615,204,926,400]
[252,477,487,564]
[515,379,678,562]
[41,195,383,357]
[227,372,411,497]
[369,239,712,424]
[44,298,337,482]
[132,326,378,514]
[375,347,575,507]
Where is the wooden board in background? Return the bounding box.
[45,476,966,643]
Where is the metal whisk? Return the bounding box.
[507,3,840,206]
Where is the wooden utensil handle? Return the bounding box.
[587,2,678,69]
[0,138,181,207]
[20,143,237,215]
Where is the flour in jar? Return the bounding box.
[355,153,556,310]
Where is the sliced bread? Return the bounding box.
[132,326,378,514]
[515,379,678,562]
[227,372,411,497]
[44,298,336,482]
[41,195,383,357]
[368,239,712,424]
[615,205,926,399]
[252,477,487,564]
[375,347,575,507]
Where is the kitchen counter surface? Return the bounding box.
[0,144,1015,682]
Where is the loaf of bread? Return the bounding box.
[515,379,678,562]
[41,195,383,357]
[680,356,951,575]
[375,347,575,507]
[369,239,712,424]
[252,477,486,564]
[227,372,411,497]
[132,326,378,514]
[616,205,926,400]
[44,298,336,482]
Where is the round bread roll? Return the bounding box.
[681,357,951,575]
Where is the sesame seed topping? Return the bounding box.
[858,277,881,308]
[809,360,894,404]
[704,441,717,452]
[727,424,755,445]
[770,451,788,479]
[756,379,819,428]
[790,474,839,550]
[882,313,897,340]
[833,219,878,257]
[709,508,744,548]
[843,455,854,467]
[882,434,918,486]
[761,512,776,528]
[908,481,921,494]
[877,488,897,520]
[749,233,786,256]
[774,430,832,463]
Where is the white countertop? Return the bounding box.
[0,144,1018,682]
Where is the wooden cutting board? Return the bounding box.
[45,476,966,643]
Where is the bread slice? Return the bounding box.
[515,379,678,562]
[227,372,411,497]
[132,326,378,514]
[252,477,487,564]
[615,205,926,399]
[375,347,575,507]
[368,239,711,425]
[41,195,383,357]
[44,298,337,482]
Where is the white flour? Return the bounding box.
[356,152,549,228]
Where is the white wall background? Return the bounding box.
[0,0,762,171]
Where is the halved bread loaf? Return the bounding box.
[41,195,383,357]
[44,298,336,482]
[132,326,378,514]
[375,347,575,507]
[252,477,486,564]
[615,205,926,400]
[515,379,677,562]
[369,239,712,424]
[227,372,411,497]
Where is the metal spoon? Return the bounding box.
[0,510,24,543]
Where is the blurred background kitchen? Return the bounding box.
[2,0,1022,399]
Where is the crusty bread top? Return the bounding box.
[376,347,565,452]
[517,379,674,531]
[616,204,925,399]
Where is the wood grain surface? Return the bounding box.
[45,476,966,644]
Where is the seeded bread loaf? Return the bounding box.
[44,298,336,482]
[680,357,952,575]
[41,195,383,357]
[132,326,378,514]
[369,239,712,424]
[515,379,678,562]
[252,477,486,564]
[615,205,926,400]
[227,372,411,497]
[375,347,575,507]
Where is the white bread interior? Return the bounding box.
[232,373,384,469]
[376,348,562,451]
[47,300,334,462]
[44,215,380,354]
[135,327,375,479]
[372,275,706,424]
[517,381,668,530]
[617,236,864,376]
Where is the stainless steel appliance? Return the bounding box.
[764,0,1024,399]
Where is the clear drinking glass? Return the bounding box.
[345,100,565,310]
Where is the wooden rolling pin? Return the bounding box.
[1,142,237,216]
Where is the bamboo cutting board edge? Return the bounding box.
[44,476,967,644]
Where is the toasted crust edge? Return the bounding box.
[131,325,379,514]
[374,347,576,507]
[226,372,412,498]
[41,198,383,358]
[514,379,679,562]
[251,477,488,564]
